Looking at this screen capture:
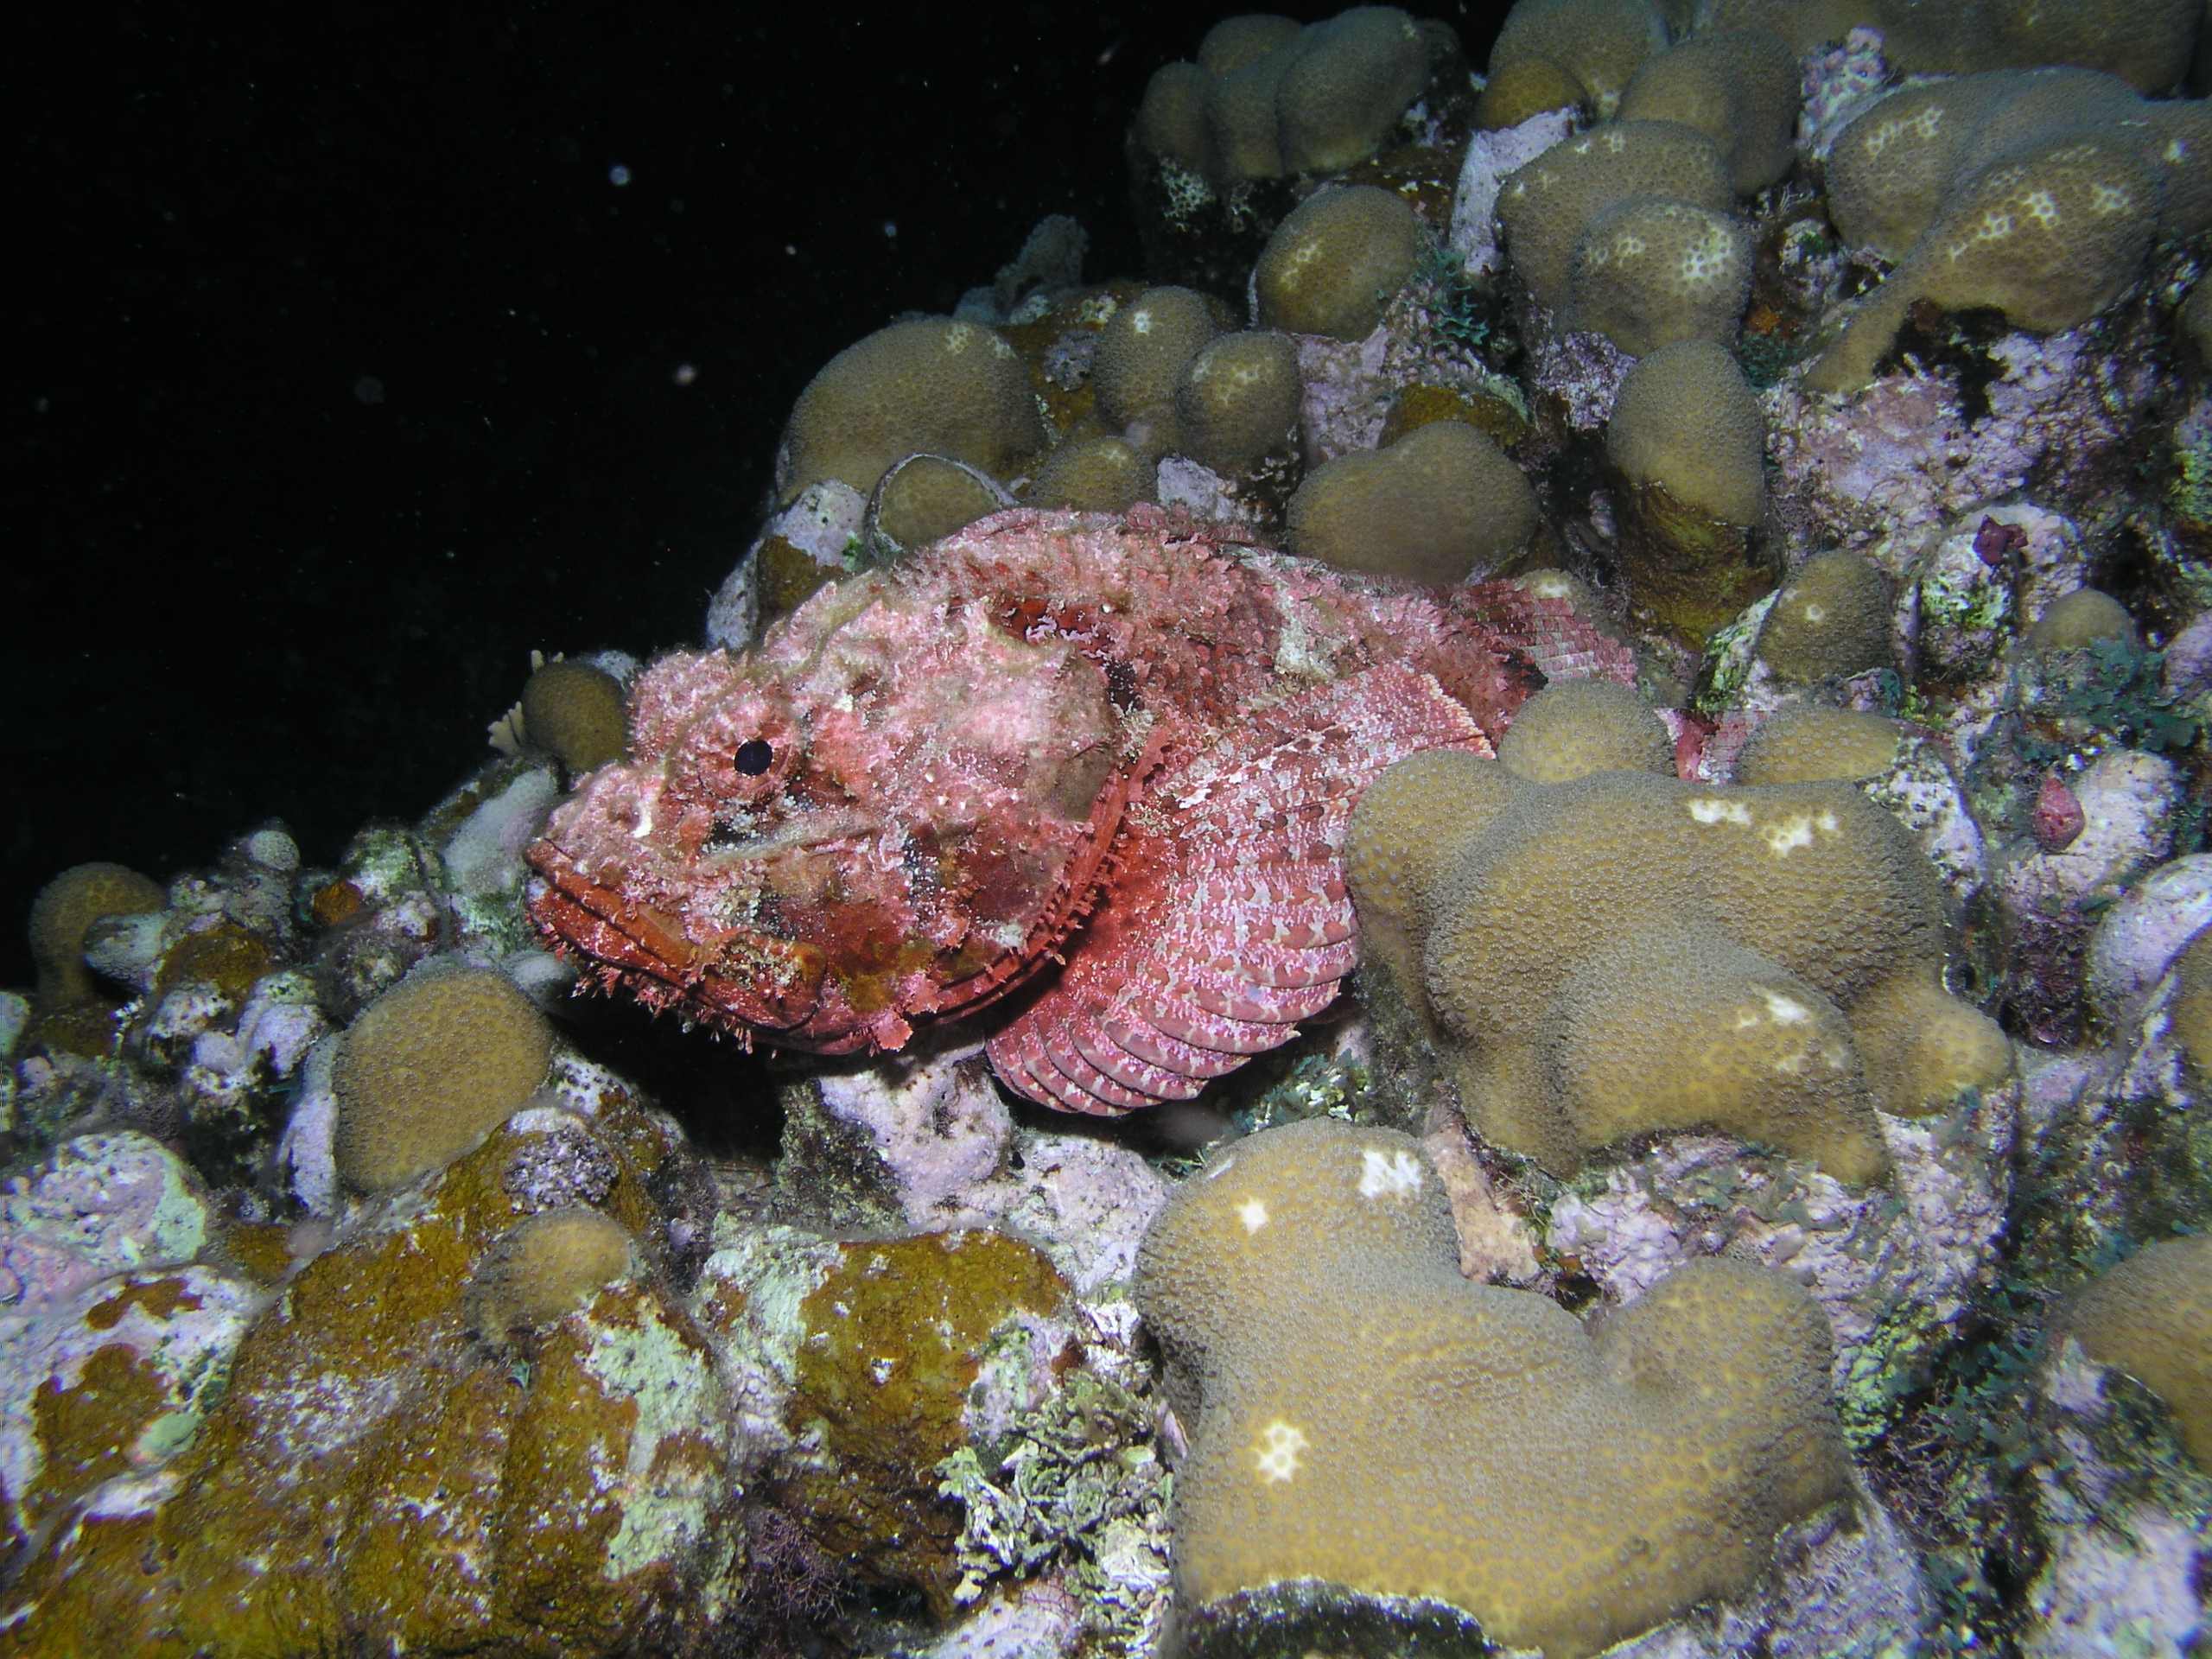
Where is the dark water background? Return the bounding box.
[9,3,1509,988]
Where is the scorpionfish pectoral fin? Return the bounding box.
[985,663,1488,1113]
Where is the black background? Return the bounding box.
[10,2,1510,988]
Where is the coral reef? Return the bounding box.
[1135,1117,1853,1659]
[16,4,2212,1652]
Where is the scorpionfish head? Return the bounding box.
[524,569,1135,1052]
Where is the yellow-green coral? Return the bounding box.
[1757,549,1893,682]
[1345,760,2011,1180]
[1497,120,1735,315]
[518,658,626,773]
[1134,1116,1853,1659]
[1734,706,1906,784]
[1095,284,1221,455]
[28,861,165,1008]
[872,454,1008,549]
[1486,0,1669,119]
[333,963,554,1192]
[470,1208,637,1348]
[1808,69,2209,391]
[2026,585,2140,651]
[1618,28,1800,194]
[778,317,1046,501]
[1569,194,1754,353]
[2062,1232,2212,1466]
[1174,329,1302,475]
[1497,677,1673,783]
[1027,435,1158,511]
[2173,926,2212,1080]
[1136,8,1432,185]
[1285,420,1538,583]
[1255,184,1423,340]
[1606,340,1772,641]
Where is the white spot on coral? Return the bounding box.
[1131,308,1155,334]
[1764,815,1816,855]
[1253,1419,1308,1483]
[1357,1147,1424,1198]
[2089,182,2131,215]
[1762,989,1810,1023]
[1237,1198,1269,1233]
[1688,798,1753,826]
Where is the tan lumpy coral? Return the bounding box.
[2026,585,2140,651]
[333,963,555,1192]
[1135,1116,1853,1659]
[1568,195,1753,353]
[1095,285,1221,455]
[1733,706,1905,784]
[1497,120,1734,314]
[1618,28,1800,193]
[1141,8,1433,185]
[1497,677,1673,783]
[518,658,626,773]
[1174,330,1302,475]
[1486,0,1670,118]
[469,1208,637,1347]
[1757,550,1893,682]
[2061,1233,2212,1466]
[778,318,1046,501]
[1607,339,1766,524]
[2173,927,2212,1081]
[1027,435,1158,511]
[1274,6,1433,175]
[873,454,1009,549]
[1255,184,1423,340]
[1606,339,1772,640]
[1286,421,1539,583]
[28,861,166,1007]
[1807,67,2207,391]
[1476,55,1586,129]
[1346,760,2009,1181]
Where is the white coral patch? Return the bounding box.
[1237,1198,1269,1234]
[1764,815,1817,855]
[1253,1419,1308,1483]
[1688,798,1754,826]
[1357,1147,1424,1198]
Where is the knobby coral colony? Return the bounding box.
[13,3,2212,1657]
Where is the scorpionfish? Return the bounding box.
[524,505,1632,1115]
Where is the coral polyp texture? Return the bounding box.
[776,316,1047,501]
[1133,7,1436,186]
[1344,755,2010,1181]
[331,962,554,1192]
[526,506,1636,1114]
[29,2,2212,1653]
[1808,67,2211,391]
[1134,1117,1852,1659]
[2059,1232,2212,1465]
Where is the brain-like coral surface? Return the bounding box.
[1284,420,1539,584]
[1255,184,1423,341]
[1134,6,1435,185]
[1486,0,1669,119]
[1135,1116,1852,1659]
[1808,69,2209,391]
[1568,194,1754,353]
[2060,1232,2212,1465]
[1497,120,1735,315]
[333,962,554,1192]
[1345,757,2010,1181]
[778,318,1047,501]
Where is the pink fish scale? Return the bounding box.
[986,661,1481,1112]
